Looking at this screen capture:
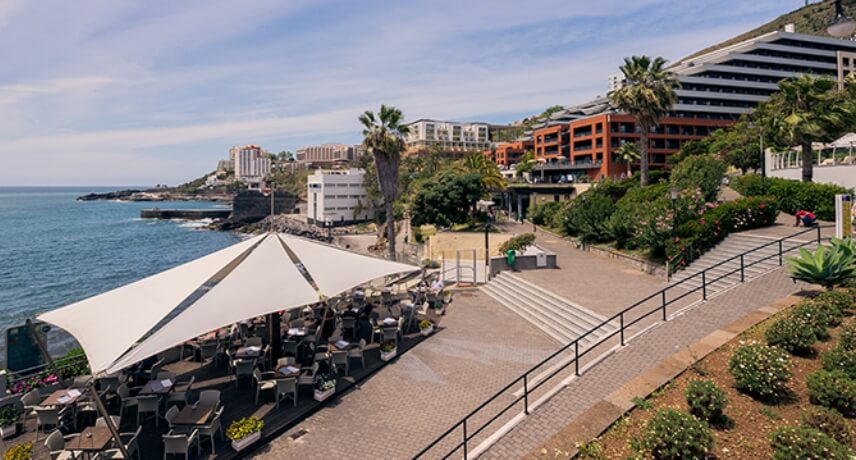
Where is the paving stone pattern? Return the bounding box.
[479,269,810,459]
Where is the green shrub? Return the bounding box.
[528,200,566,226]
[841,321,855,351]
[684,379,727,421]
[728,343,792,398]
[813,291,854,316]
[821,347,856,379]
[609,183,670,249]
[3,442,32,460]
[730,175,852,221]
[800,406,852,446]
[670,154,727,202]
[806,370,856,416]
[791,301,835,340]
[561,190,615,243]
[635,409,714,460]
[769,425,853,460]
[765,317,818,353]
[52,348,90,380]
[498,233,536,255]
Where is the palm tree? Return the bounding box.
[457,152,506,190]
[614,141,641,176]
[358,105,410,260]
[514,151,536,178]
[759,75,850,182]
[609,56,678,186]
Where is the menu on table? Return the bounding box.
[279,365,300,375]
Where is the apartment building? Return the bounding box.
[487,139,534,168]
[404,119,491,155]
[306,169,371,226]
[498,27,856,180]
[295,144,364,164]
[233,145,271,183]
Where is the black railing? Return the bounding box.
[413,225,824,459]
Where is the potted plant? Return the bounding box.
[0,405,20,439]
[3,441,31,460]
[379,341,397,362]
[226,416,263,452]
[314,374,336,402]
[418,319,435,336]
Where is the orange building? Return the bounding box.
[487,139,533,167]
[497,114,732,181]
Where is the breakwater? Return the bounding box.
[141,208,231,219]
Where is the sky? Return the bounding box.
[0,0,809,186]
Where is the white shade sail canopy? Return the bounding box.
[38,232,419,375]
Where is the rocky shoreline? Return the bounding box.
[77,189,232,202]
[214,214,363,242]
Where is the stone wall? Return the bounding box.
[232,190,298,222]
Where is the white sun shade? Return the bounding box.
[278,233,420,298]
[38,234,266,374]
[106,234,319,373]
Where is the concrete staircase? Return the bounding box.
[481,272,616,347]
[670,232,819,297]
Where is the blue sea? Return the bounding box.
[0,187,240,349]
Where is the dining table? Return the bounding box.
[41,388,83,407]
[173,400,217,427]
[67,426,112,458]
[139,377,175,395]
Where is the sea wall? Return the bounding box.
[231,190,298,222]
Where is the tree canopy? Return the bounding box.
[410,171,486,228]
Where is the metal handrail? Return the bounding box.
[413,225,825,459]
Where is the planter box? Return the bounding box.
[231,431,261,452]
[0,424,16,439]
[380,348,397,362]
[314,386,335,402]
[419,325,434,336]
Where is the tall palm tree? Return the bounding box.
[759,75,850,182]
[358,105,410,260]
[609,56,678,186]
[614,141,641,176]
[515,151,536,178]
[457,152,507,190]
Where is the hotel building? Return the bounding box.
[233,145,271,184]
[306,169,371,226]
[494,27,856,181]
[295,144,364,164]
[404,119,491,155]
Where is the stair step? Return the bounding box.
[484,281,596,340]
[495,273,608,330]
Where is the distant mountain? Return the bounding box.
[679,0,856,63]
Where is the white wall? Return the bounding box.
[307,169,370,225]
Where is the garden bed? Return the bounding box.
[579,292,855,458]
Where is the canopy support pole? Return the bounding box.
[267,312,282,366]
[88,384,130,458]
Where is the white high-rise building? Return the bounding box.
[306,169,370,226]
[404,119,490,154]
[233,145,271,183]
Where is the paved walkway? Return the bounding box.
[479,268,811,459]
[250,289,556,459]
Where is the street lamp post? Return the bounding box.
[828,0,856,38]
[477,200,495,282]
[669,187,679,241]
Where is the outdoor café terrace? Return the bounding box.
[0,233,451,459]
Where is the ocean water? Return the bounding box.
[0,187,240,346]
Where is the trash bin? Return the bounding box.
[505,249,516,268]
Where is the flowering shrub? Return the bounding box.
[841,321,855,351]
[634,409,713,459]
[0,405,20,427]
[3,442,32,460]
[820,346,856,379]
[769,425,853,460]
[52,348,91,380]
[379,341,396,353]
[806,370,856,416]
[226,416,263,441]
[812,291,853,316]
[765,317,817,354]
[800,406,852,446]
[9,372,59,395]
[728,342,792,399]
[791,301,835,340]
[730,175,851,221]
[418,319,434,330]
[314,373,335,392]
[684,379,727,421]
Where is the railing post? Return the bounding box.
[574,341,580,376]
[701,271,707,300]
[619,312,625,346]
[661,290,667,320]
[740,254,745,283]
[816,225,821,244]
[778,240,783,266]
[463,419,468,460]
[523,375,530,415]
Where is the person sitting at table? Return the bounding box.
[128,355,159,386]
[430,277,444,293]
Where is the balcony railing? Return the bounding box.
[533,160,603,171]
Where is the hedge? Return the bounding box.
[730,175,852,221]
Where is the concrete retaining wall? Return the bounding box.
[489,246,557,276]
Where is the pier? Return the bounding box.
[140,208,231,219]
